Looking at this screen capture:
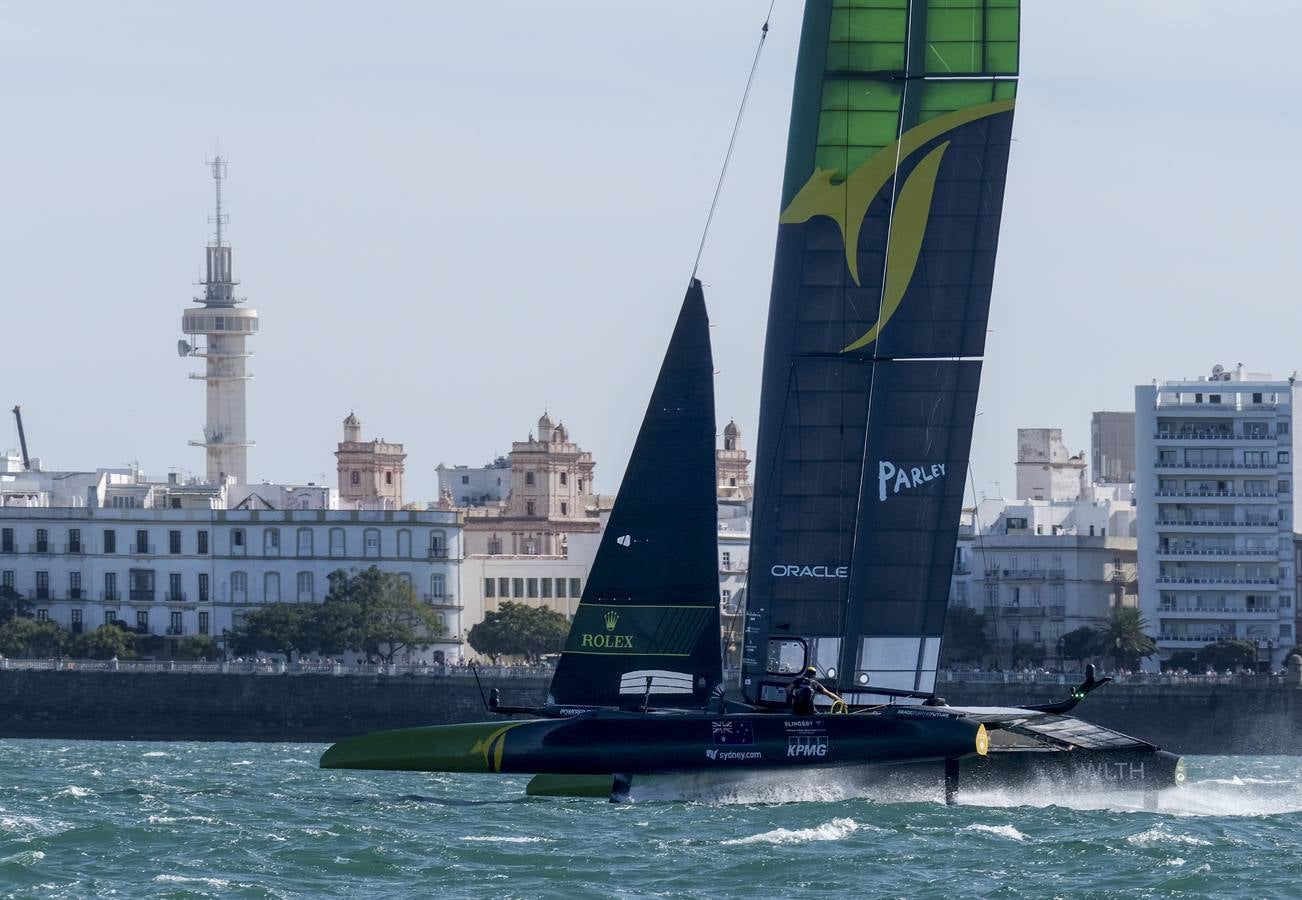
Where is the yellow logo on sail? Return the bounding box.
[779,99,1014,353]
[469,722,525,772]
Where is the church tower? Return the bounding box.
[335,412,407,509]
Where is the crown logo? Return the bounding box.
[604,610,619,631]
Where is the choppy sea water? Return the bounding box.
[3,742,1302,898]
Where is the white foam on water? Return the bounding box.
[1163,857,1187,867]
[1126,826,1211,848]
[962,823,1027,842]
[460,835,551,844]
[0,815,68,837]
[0,850,45,866]
[629,768,890,805]
[722,817,860,846]
[141,752,170,758]
[154,874,232,888]
[54,786,91,799]
[147,815,219,826]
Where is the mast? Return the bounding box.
[741,0,1020,705]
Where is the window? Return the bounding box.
[329,528,345,557]
[135,530,149,554]
[513,578,524,598]
[232,529,245,554]
[1,570,12,589]
[68,529,81,553]
[35,571,49,600]
[36,609,48,622]
[541,578,552,599]
[461,475,470,485]
[351,471,360,485]
[36,529,48,553]
[0,528,12,553]
[103,529,116,554]
[69,572,82,600]
[525,471,535,486]
[484,578,496,599]
[560,502,568,516]
[722,589,731,606]
[297,572,314,601]
[136,610,149,632]
[297,528,314,556]
[1281,481,1291,494]
[1280,452,1291,464]
[197,530,209,555]
[526,501,536,517]
[722,551,731,570]
[527,578,538,599]
[385,471,393,486]
[71,609,82,628]
[1281,422,1291,435]
[104,610,117,626]
[264,572,281,603]
[364,528,380,558]
[170,611,183,635]
[104,572,118,601]
[569,578,582,598]
[430,532,445,558]
[556,578,567,599]
[198,573,209,602]
[487,536,502,555]
[498,577,510,598]
[430,574,445,599]
[264,528,281,555]
[232,571,247,601]
[167,573,183,601]
[560,472,568,485]
[198,611,209,635]
[169,530,182,554]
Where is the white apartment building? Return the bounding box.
[0,506,465,663]
[951,489,1138,667]
[1136,364,1299,669]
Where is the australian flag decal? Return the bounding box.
[711,720,755,745]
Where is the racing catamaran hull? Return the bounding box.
[319,707,987,776]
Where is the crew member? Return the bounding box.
[787,666,830,715]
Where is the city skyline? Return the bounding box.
[4,2,1302,501]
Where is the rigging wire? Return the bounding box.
[690,0,776,282]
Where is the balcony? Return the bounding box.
[166,626,184,636]
[70,622,83,635]
[166,592,187,602]
[1155,519,1276,531]
[68,588,83,600]
[34,588,49,601]
[1154,490,1278,501]
[1157,633,1237,644]
[1153,461,1276,471]
[1156,576,1279,587]
[423,594,462,609]
[29,542,50,554]
[428,548,450,560]
[100,590,120,602]
[64,542,85,555]
[1000,605,1046,617]
[129,590,155,603]
[1154,431,1274,441]
[132,544,156,555]
[1157,547,1278,559]
[1160,604,1277,618]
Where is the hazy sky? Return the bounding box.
[4,2,1302,503]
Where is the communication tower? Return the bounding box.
[179,157,258,483]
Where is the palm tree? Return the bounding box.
[1094,607,1156,671]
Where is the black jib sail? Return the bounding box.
[741,0,1019,705]
[548,280,722,709]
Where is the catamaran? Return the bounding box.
[321,0,1183,801]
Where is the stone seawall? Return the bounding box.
[2,671,1301,754]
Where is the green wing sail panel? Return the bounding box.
[743,0,1018,705]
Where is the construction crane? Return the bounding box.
[11,405,31,470]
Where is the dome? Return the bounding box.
[538,411,554,431]
[343,411,360,427]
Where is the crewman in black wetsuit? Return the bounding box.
[787,666,828,715]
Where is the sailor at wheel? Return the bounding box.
[787,666,844,715]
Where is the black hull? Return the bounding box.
[319,707,985,775]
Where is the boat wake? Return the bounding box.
[622,766,1302,816]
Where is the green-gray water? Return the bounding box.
[2,740,1300,898]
